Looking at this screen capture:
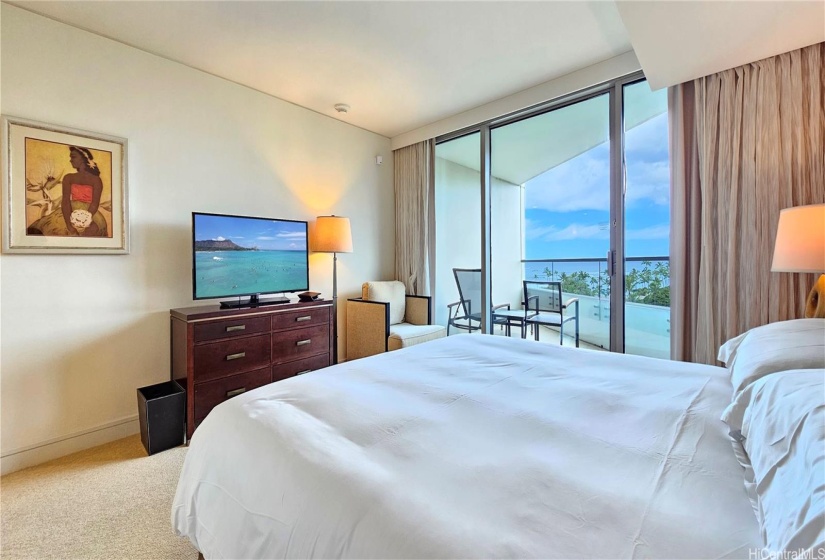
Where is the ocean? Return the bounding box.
[194,250,307,299]
[523,260,608,281]
[523,259,668,282]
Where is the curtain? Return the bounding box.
[669,42,825,364]
[668,82,702,363]
[394,139,435,296]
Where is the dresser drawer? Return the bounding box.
[194,315,270,343]
[272,353,331,381]
[272,325,329,364]
[172,300,332,440]
[271,307,329,332]
[194,333,271,382]
[194,366,271,424]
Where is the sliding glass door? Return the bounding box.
[491,93,611,347]
[434,75,670,358]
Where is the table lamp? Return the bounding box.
[771,203,825,318]
[313,215,353,363]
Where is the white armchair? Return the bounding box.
[346,281,446,360]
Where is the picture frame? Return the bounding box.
[2,116,129,254]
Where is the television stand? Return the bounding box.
[220,294,289,309]
[171,299,333,439]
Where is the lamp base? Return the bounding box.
[805,274,825,318]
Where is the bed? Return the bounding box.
[172,331,787,559]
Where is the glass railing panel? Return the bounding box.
[524,258,609,349]
[523,257,670,356]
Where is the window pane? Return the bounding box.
[434,133,481,331]
[623,80,670,359]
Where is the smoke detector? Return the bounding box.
[334,103,350,114]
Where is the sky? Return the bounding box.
[194,213,307,251]
[524,110,670,260]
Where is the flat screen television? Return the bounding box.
[192,212,309,308]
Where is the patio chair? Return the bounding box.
[522,280,579,347]
[447,268,520,336]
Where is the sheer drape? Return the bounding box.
[670,42,825,364]
[394,140,435,296]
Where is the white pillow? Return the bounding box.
[717,319,825,396]
[724,435,759,518]
[362,281,406,325]
[726,369,825,554]
[721,369,809,517]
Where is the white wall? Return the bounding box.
[0,4,394,473]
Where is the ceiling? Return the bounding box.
[8,1,633,138]
[616,0,825,91]
[8,1,824,140]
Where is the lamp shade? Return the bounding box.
[771,204,825,273]
[313,215,353,253]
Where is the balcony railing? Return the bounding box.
[522,257,670,358]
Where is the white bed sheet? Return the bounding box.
[173,334,760,559]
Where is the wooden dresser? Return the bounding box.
[171,300,333,439]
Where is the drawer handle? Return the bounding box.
[226,325,246,332]
[296,316,312,322]
[296,370,312,375]
[226,352,246,361]
[226,387,246,398]
[296,339,311,346]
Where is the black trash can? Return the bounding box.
[137,381,185,455]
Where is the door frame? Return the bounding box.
[435,70,648,352]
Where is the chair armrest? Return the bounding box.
[562,298,579,313]
[492,303,511,311]
[405,295,432,326]
[346,298,389,360]
[447,301,464,321]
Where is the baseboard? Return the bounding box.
[1,415,140,476]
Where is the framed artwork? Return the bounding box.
[2,116,129,254]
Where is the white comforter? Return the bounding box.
[173,335,760,559]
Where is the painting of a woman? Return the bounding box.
[4,116,127,253]
[27,146,109,237]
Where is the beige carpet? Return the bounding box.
[1,435,198,559]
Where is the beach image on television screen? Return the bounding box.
[193,214,308,299]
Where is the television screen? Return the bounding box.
[192,212,309,301]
